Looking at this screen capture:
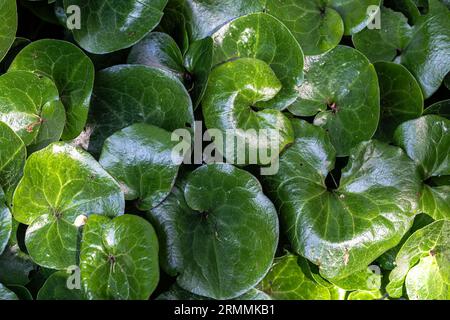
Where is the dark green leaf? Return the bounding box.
[80,214,159,300]
[9,39,95,140]
[12,142,125,269]
[99,123,185,211]
[0,187,11,254]
[263,119,421,280]
[0,245,36,286]
[374,61,423,141]
[289,46,380,156]
[37,270,85,300]
[424,100,450,119]
[63,0,169,54]
[88,65,194,156]
[148,163,279,299]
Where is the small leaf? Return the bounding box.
[80,214,159,300]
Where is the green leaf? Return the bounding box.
[99,124,184,211]
[263,119,421,280]
[202,58,293,165]
[0,283,18,300]
[63,0,169,54]
[259,253,332,300]
[0,187,12,254]
[184,36,213,108]
[87,64,194,156]
[374,62,423,141]
[12,142,125,269]
[179,0,265,41]
[424,100,450,119]
[9,39,95,140]
[157,285,271,300]
[0,71,66,149]
[0,245,36,286]
[347,290,383,300]
[148,163,279,299]
[387,220,450,299]
[352,7,413,63]
[399,0,450,98]
[327,266,382,291]
[7,285,32,300]
[394,115,450,219]
[80,214,159,300]
[37,270,85,300]
[0,121,26,203]
[211,12,304,110]
[128,32,185,81]
[288,46,380,156]
[265,0,342,56]
[0,0,17,62]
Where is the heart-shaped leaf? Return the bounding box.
[0,244,36,286]
[394,115,450,220]
[9,39,95,140]
[211,12,304,110]
[128,32,213,108]
[87,64,194,156]
[259,253,333,300]
[263,119,421,280]
[148,163,279,299]
[62,0,169,54]
[202,58,294,165]
[0,121,26,203]
[12,142,125,269]
[0,187,12,254]
[374,61,423,141]
[387,220,450,299]
[353,1,450,98]
[288,46,380,156]
[80,214,159,300]
[352,7,413,63]
[177,0,265,41]
[424,99,450,119]
[99,123,185,211]
[0,283,17,300]
[37,270,85,300]
[0,0,17,62]
[0,71,66,149]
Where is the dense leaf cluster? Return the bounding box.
[0,0,449,300]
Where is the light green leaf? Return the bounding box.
[80,214,159,300]
[263,119,421,280]
[99,123,185,211]
[0,71,66,149]
[9,39,95,140]
[0,122,26,203]
[12,142,125,269]
[374,61,423,141]
[289,46,380,156]
[347,290,383,300]
[259,253,332,300]
[148,163,279,299]
[394,115,450,219]
[211,12,304,110]
[63,0,169,54]
[387,220,450,299]
[87,64,194,156]
[0,0,17,62]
